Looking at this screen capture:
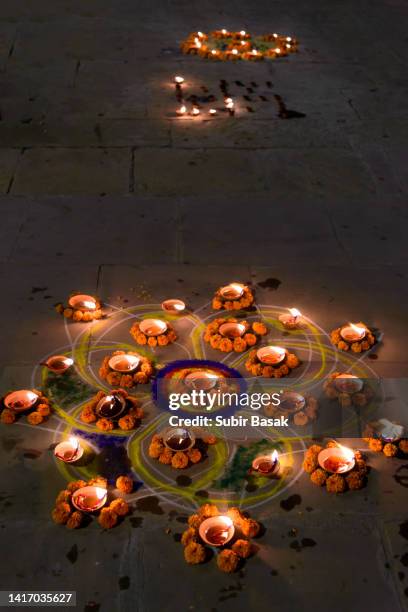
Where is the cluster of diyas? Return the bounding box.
[55,293,103,322]
[264,391,318,427]
[52,475,132,530]
[181,30,298,61]
[330,322,375,353]
[99,350,154,388]
[181,504,261,573]
[0,389,51,426]
[148,431,217,469]
[212,283,254,311]
[80,389,144,432]
[303,442,368,493]
[323,372,374,408]
[204,318,268,353]
[130,318,177,347]
[245,347,300,378]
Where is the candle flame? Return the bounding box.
[95,487,107,500]
[289,308,301,319]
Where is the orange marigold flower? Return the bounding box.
[172,451,189,469]
[80,407,96,423]
[219,338,233,352]
[106,371,122,386]
[148,337,157,347]
[110,498,130,516]
[120,374,134,388]
[244,333,257,346]
[67,480,87,493]
[98,507,118,529]
[96,418,114,432]
[368,438,383,452]
[63,308,73,318]
[241,518,260,538]
[233,337,247,352]
[116,475,133,494]
[181,527,198,547]
[27,411,43,425]
[210,334,222,349]
[212,298,222,310]
[67,511,84,529]
[72,310,83,322]
[217,549,239,573]
[231,539,252,559]
[187,448,202,464]
[52,503,71,525]
[184,541,206,564]
[252,322,267,335]
[159,448,173,465]
[158,334,169,346]
[326,474,347,493]
[118,414,137,431]
[310,468,327,486]
[134,371,148,384]
[1,409,16,424]
[383,442,398,457]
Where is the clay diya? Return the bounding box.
[279,391,305,413]
[41,355,74,374]
[108,354,140,373]
[161,299,186,315]
[72,486,107,512]
[251,450,279,475]
[54,436,84,463]
[219,322,246,339]
[212,283,254,311]
[184,370,219,391]
[163,427,195,451]
[95,393,127,419]
[279,308,303,329]
[199,516,235,546]
[318,446,355,474]
[256,346,286,365]
[333,374,364,394]
[330,322,375,353]
[68,294,97,311]
[4,390,38,412]
[55,293,102,322]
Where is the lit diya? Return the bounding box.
[108,353,140,373]
[199,516,235,547]
[184,370,218,391]
[95,393,126,419]
[213,283,254,311]
[333,374,364,394]
[318,445,355,474]
[55,293,102,322]
[139,318,168,336]
[340,323,366,343]
[279,308,303,329]
[330,322,375,353]
[4,390,38,412]
[251,450,279,475]
[68,294,97,312]
[219,322,246,339]
[54,436,83,463]
[163,427,195,451]
[256,346,286,365]
[161,299,186,315]
[72,486,107,512]
[41,355,74,374]
[220,283,245,300]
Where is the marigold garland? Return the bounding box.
[80,389,144,432]
[52,476,131,530]
[130,321,177,347]
[0,389,52,426]
[181,30,298,61]
[303,442,368,493]
[212,285,254,311]
[330,322,375,353]
[323,372,374,408]
[204,318,267,353]
[55,293,103,322]
[148,432,217,469]
[363,428,408,458]
[180,504,261,572]
[99,351,154,388]
[245,349,300,378]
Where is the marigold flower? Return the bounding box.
[116,475,133,493]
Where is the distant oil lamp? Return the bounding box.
[191,107,200,116]
[174,75,184,84]
[54,436,83,463]
[72,486,107,512]
[340,323,366,343]
[184,370,218,391]
[177,105,187,116]
[41,355,74,374]
[318,444,355,474]
[139,318,168,337]
[68,294,97,312]
[209,108,217,115]
[108,354,140,373]
[279,391,305,413]
[199,516,235,546]
[375,418,404,442]
[4,390,38,412]
[279,308,302,329]
[257,346,286,365]
[161,299,186,315]
[163,427,195,451]
[95,393,126,419]
[334,374,364,394]
[219,322,246,339]
[219,283,244,300]
[252,450,279,475]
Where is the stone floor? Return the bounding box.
[0,0,408,610]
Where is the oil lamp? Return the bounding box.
[4,390,38,411]
[219,283,244,300]
[161,299,186,315]
[279,308,302,329]
[108,354,140,373]
[340,323,366,343]
[256,346,286,365]
[219,322,246,338]
[184,370,218,391]
[199,516,235,546]
[139,318,168,336]
[41,355,74,374]
[68,294,97,311]
[54,436,83,463]
[252,450,279,475]
[95,393,126,419]
[163,427,195,451]
[318,444,355,474]
[72,486,107,512]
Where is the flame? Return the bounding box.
[240,30,246,36]
[251,49,258,55]
[220,516,233,528]
[192,107,200,115]
[197,31,204,37]
[350,323,365,334]
[64,357,74,366]
[232,49,238,55]
[336,443,354,462]
[271,450,279,462]
[69,436,79,449]
[289,308,301,320]
[177,105,187,115]
[275,47,281,53]
[95,487,107,501]
[221,28,227,34]
[211,49,217,55]
[83,299,96,310]
[174,75,184,84]
[209,109,217,115]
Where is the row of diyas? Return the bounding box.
[180,29,298,61]
[174,75,233,118]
